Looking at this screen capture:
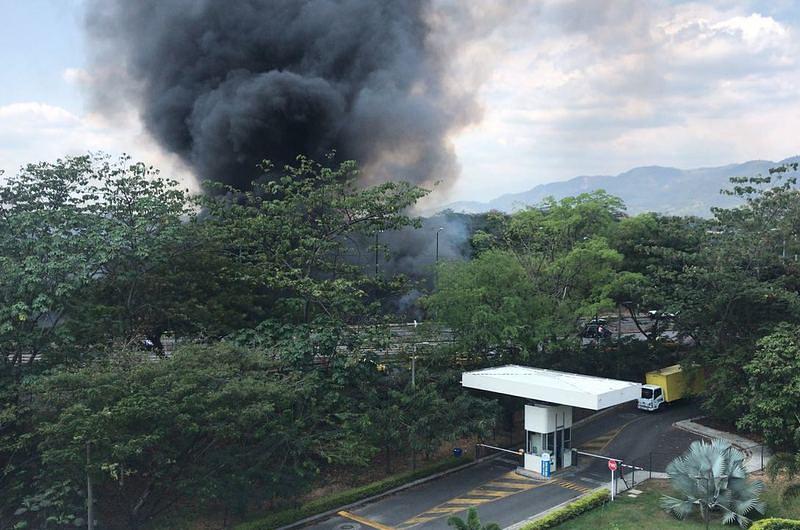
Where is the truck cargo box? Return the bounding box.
[644,364,704,403]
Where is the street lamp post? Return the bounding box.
[435,227,443,263]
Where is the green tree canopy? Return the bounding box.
[738,323,800,452]
[425,191,627,362]
[17,344,372,529]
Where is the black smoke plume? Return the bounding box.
[85,0,480,189]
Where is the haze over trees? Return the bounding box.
[2,153,799,528]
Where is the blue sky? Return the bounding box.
[2,0,800,205]
[0,0,85,110]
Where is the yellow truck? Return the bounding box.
[637,364,704,411]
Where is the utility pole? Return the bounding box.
[617,304,622,378]
[435,227,443,263]
[412,320,417,390]
[411,322,418,471]
[412,345,416,390]
[87,443,94,530]
[375,230,379,276]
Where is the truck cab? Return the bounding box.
[637,384,664,411]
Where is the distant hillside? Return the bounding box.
[443,156,800,217]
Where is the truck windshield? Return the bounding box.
[641,388,653,399]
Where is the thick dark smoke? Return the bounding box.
[85,0,480,189]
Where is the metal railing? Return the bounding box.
[575,450,645,489]
[630,443,767,480]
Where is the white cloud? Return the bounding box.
[440,1,800,204]
[0,102,79,124]
[62,67,93,87]
[0,101,196,190]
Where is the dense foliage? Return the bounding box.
[2,152,799,528]
[0,155,496,530]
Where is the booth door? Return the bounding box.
[555,429,564,468]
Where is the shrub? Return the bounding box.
[519,489,609,530]
[750,518,800,529]
[783,484,800,503]
[662,439,764,527]
[235,456,471,530]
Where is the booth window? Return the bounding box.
[545,432,554,452]
[526,431,539,454]
[563,427,571,450]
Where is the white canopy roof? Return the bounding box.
[462,364,642,410]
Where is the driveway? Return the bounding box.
[305,400,703,530]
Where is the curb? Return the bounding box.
[672,416,713,440]
[672,417,771,471]
[276,454,500,530]
[673,417,755,448]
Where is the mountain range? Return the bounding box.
[441,156,800,217]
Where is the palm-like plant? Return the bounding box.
[447,507,501,530]
[661,439,765,529]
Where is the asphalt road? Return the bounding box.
[574,400,704,483]
[305,400,703,530]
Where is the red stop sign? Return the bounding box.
[608,459,618,471]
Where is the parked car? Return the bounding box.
[582,323,612,339]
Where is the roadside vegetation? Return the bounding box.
[661,440,765,527]
[2,153,800,528]
[553,479,800,530]
[520,489,610,530]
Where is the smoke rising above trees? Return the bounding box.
[84,0,482,190]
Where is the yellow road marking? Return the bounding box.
[552,479,593,493]
[338,510,395,530]
[443,498,490,505]
[400,473,546,528]
[399,517,436,528]
[499,471,527,481]
[488,480,531,489]
[472,489,514,497]
[425,506,468,514]
[449,498,493,506]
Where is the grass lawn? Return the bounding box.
[556,478,800,529]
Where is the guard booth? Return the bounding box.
[462,365,641,477]
[524,404,572,473]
